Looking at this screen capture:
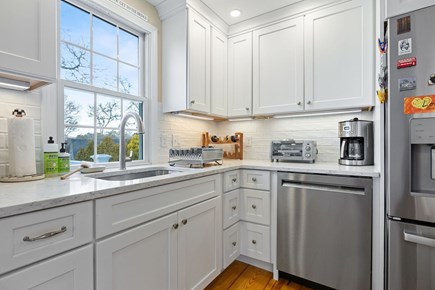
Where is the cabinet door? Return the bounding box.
[228,33,253,117]
[240,222,271,263]
[0,0,56,80]
[223,223,240,269]
[188,9,211,113]
[178,197,222,290]
[0,246,93,290]
[211,28,228,117]
[253,18,304,115]
[386,0,435,18]
[304,0,374,111]
[96,213,178,290]
[223,189,241,229]
[240,189,270,226]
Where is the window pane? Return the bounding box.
[64,88,94,128]
[93,54,117,90]
[60,1,90,48]
[92,16,117,58]
[97,130,119,162]
[123,100,143,129]
[119,29,139,65]
[61,43,91,84]
[65,128,94,163]
[95,95,121,129]
[125,131,143,161]
[119,63,139,96]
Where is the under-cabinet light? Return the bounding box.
[0,77,30,91]
[228,117,253,122]
[175,113,215,121]
[273,109,363,119]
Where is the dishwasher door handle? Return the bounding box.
[281,181,365,196]
[404,232,435,248]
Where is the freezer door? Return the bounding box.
[388,220,435,290]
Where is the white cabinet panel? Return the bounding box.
[0,246,93,290]
[240,189,270,226]
[228,32,253,117]
[223,223,240,268]
[96,213,178,290]
[0,0,56,80]
[178,196,222,290]
[223,189,241,228]
[188,9,211,113]
[240,222,270,263]
[304,0,374,111]
[253,17,304,115]
[223,170,241,192]
[241,170,271,190]
[386,0,435,18]
[211,28,228,116]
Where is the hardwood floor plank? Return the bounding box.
[264,278,289,290]
[228,265,272,290]
[205,260,249,289]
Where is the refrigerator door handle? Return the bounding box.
[404,232,435,248]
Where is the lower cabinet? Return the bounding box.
[223,223,240,268]
[0,245,93,290]
[96,196,222,290]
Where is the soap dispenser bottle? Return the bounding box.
[43,137,58,176]
[58,142,70,174]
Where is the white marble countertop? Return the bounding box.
[0,160,380,218]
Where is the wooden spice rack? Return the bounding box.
[202,132,243,160]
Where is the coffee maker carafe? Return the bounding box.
[339,118,373,166]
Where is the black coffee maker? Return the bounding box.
[338,118,374,166]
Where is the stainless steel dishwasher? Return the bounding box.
[277,172,372,290]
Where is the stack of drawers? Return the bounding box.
[222,170,271,268]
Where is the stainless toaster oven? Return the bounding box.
[271,140,317,163]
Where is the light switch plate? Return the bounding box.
[172,134,181,147]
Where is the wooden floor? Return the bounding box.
[205,261,311,290]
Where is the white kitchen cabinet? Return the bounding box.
[223,223,240,268]
[223,189,241,228]
[228,32,253,117]
[240,222,271,263]
[96,213,178,290]
[0,246,93,290]
[253,17,304,115]
[210,28,228,116]
[386,0,435,18]
[0,0,56,82]
[304,0,374,111]
[178,196,222,290]
[188,9,211,113]
[240,189,270,226]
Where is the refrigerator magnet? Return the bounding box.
[404,95,435,114]
[429,74,435,86]
[397,16,411,35]
[399,77,416,91]
[397,57,417,69]
[398,38,412,55]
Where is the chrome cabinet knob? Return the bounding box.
[232,241,237,246]
[232,206,237,210]
[190,100,195,104]
[252,240,257,245]
[252,204,257,209]
[307,100,312,105]
[173,223,179,229]
[245,107,250,111]
[181,219,187,225]
[252,177,257,182]
[297,101,302,105]
[232,178,237,182]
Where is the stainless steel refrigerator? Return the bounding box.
[387,5,435,290]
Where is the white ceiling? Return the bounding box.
[200,0,303,25]
[147,0,304,25]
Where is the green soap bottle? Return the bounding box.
[43,137,58,177]
[58,142,70,174]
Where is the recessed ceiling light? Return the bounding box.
[230,9,241,18]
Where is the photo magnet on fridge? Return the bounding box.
[397,16,411,34]
[398,38,412,55]
[397,57,417,69]
[429,74,435,86]
[399,77,416,91]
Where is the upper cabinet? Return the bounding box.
[228,33,253,117]
[0,0,57,85]
[211,28,228,116]
[304,0,374,111]
[386,0,435,18]
[252,18,304,115]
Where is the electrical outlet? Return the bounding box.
[245,136,252,147]
[172,134,181,147]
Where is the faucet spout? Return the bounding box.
[119,112,145,170]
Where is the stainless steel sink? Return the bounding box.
[89,168,184,181]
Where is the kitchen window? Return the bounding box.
[58,0,149,165]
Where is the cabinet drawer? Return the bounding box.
[0,201,92,275]
[223,222,240,269]
[240,222,270,263]
[0,245,93,290]
[223,189,240,229]
[240,189,270,225]
[223,170,241,192]
[241,170,270,190]
[96,174,222,238]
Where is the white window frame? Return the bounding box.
[49,0,159,168]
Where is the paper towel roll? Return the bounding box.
[8,115,36,177]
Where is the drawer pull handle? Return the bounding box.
[232,178,237,182]
[23,226,67,242]
[252,177,257,182]
[252,204,257,209]
[173,223,179,229]
[232,241,237,246]
[252,240,257,245]
[182,219,188,225]
[232,206,237,210]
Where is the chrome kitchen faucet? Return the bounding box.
[119,112,145,170]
